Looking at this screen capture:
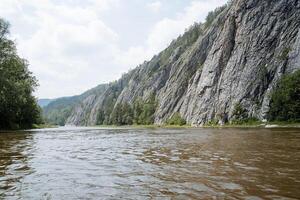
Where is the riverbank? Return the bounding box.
[3,122,298,132]
[0,124,57,132]
[94,122,300,129]
[32,124,58,129]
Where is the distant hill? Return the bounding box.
[38,99,54,108]
[42,84,108,125]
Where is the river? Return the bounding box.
[0,127,300,199]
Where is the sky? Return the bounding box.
[0,0,228,99]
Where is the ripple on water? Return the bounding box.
[0,127,300,199]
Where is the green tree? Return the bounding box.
[166,112,186,126]
[205,4,227,28]
[133,98,143,124]
[110,103,122,125]
[121,102,133,125]
[109,102,134,125]
[0,18,41,129]
[136,95,157,125]
[96,110,105,125]
[268,70,300,122]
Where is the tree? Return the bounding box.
[121,102,133,125]
[109,102,134,125]
[133,98,143,124]
[204,4,227,28]
[0,18,42,129]
[268,70,300,122]
[105,95,158,126]
[135,95,157,125]
[166,112,186,126]
[110,103,122,125]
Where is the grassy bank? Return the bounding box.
[31,124,58,129]
[94,122,300,129]
[201,121,299,128]
[0,124,57,131]
[95,124,192,129]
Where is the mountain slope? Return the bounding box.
[43,84,108,125]
[44,0,300,126]
[38,99,54,108]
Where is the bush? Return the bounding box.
[205,119,219,126]
[268,70,300,122]
[166,113,186,126]
[230,117,260,125]
[232,103,248,120]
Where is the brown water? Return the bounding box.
[0,127,300,199]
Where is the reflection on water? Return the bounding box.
[0,132,34,199]
[0,127,300,199]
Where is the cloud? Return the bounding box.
[0,0,121,98]
[147,0,228,52]
[117,0,228,69]
[0,0,228,98]
[147,1,162,12]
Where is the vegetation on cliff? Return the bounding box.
[97,95,157,126]
[166,113,186,126]
[268,70,300,122]
[0,18,42,129]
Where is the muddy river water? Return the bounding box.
[0,127,300,199]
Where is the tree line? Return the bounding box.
[0,18,42,129]
[97,95,157,126]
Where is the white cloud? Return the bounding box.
[89,0,120,11]
[147,1,162,12]
[117,0,228,69]
[0,0,228,98]
[0,0,120,98]
[147,0,228,52]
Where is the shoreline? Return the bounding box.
[93,123,300,129]
[1,123,299,132]
[0,124,58,132]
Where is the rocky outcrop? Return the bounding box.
[180,0,300,125]
[48,0,300,126]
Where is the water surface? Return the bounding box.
[0,127,300,199]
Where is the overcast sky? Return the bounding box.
[0,0,228,99]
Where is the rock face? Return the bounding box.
[49,0,300,126]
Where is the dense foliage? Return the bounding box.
[0,18,42,129]
[166,112,186,126]
[97,95,157,126]
[268,70,300,122]
[230,103,259,125]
